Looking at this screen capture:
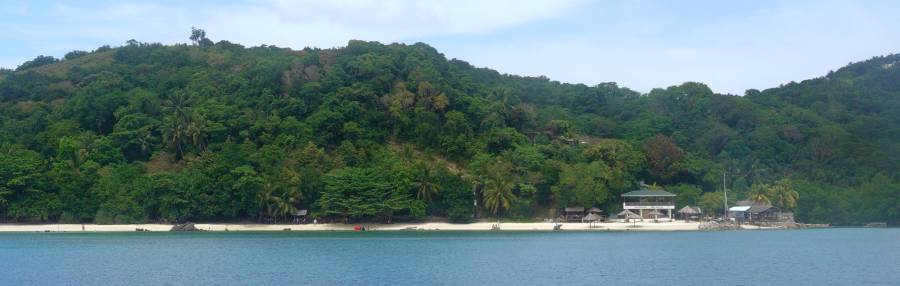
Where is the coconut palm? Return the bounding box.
[160,115,187,161]
[747,183,771,204]
[161,92,193,161]
[412,167,441,203]
[258,182,277,222]
[186,112,208,152]
[769,179,799,210]
[483,174,516,217]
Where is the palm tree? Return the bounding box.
[161,92,193,161]
[136,128,155,158]
[483,174,516,217]
[187,112,208,152]
[258,182,277,222]
[769,179,799,210]
[747,183,771,204]
[160,115,187,161]
[412,167,441,204]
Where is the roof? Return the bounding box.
[621,189,676,197]
[587,207,603,213]
[748,204,775,214]
[565,207,585,212]
[583,213,601,221]
[729,206,751,212]
[678,206,699,214]
[617,209,641,219]
[292,210,308,216]
[733,201,776,214]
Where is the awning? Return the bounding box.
[729,206,751,212]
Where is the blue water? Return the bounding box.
[1,229,898,285]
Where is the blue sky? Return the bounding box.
[3,0,900,94]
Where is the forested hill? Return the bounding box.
[1,35,898,225]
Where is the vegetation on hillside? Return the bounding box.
[1,29,897,225]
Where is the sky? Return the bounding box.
[3,0,900,94]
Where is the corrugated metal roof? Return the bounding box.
[729,206,751,212]
[621,189,676,197]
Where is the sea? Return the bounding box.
[1,228,897,285]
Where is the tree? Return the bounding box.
[643,134,683,182]
[699,192,725,215]
[412,163,441,204]
[551,162,611,208]
[189,27,214,47]
[482,171,516,217]
[16,55,58,71]
[161,92,193,161]
[769,179,799,210]
[318,167,413,223]
[747,183,771,204]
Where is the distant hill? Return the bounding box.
[1,34,897,225]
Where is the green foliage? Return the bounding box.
[319,167,414,222]
[16,55,58,71]
[0,33,897,225]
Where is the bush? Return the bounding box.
[447,204,473,223]
[58,212,81,224]
[409,200,426,221]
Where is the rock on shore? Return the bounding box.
[698,221,742,231]
[170,223,203,231]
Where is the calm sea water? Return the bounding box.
[1,229,897,285]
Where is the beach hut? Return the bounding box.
[678,206,699,221]
[583,213,602,228]
[291,209,308,224]
[587,207,603,214]
[730,201,780,223]
[564,207,585,222]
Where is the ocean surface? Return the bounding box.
[1,229,897,285]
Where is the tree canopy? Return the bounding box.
[0,30,897,225]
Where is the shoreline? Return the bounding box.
[0,221,786,232]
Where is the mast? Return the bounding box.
[723,171,728,219]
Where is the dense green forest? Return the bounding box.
[1,30,898,225]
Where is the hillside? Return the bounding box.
[0,35,897,225]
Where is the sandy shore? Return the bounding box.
[0,221,774,232]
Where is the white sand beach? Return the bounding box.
[0,221,775,232]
